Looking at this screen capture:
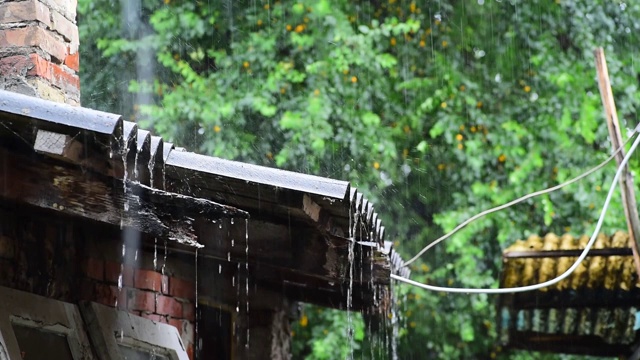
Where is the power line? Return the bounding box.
[403,131,637,267]
[393,131,640,294]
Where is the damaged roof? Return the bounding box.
[0,89,409,312]
[499,232,640,357]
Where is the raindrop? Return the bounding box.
[231,239,234,247]
[231,218,235,225]
[219,264,222,274]
[401,164,411,176]
[153,238,158,270]
[380,171,393,186]
[227,252,231,261]
[198,127,205,135]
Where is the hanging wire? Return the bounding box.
[393,130,640,294]
[403,129,638,267]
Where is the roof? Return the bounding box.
[0,89,409,312]
[499,232,640,356]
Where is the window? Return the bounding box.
[0,287,94,360]
[80,302,189,360]
[0,287,189,360]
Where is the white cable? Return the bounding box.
[392,132,640,294]
[403,133,636,267]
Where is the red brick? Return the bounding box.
[187,344,194,360]
[182,302,195,322]
[94,283,127,309]
[79,278,94,301]
[51,63,79,91]
[0,55,32,77]
[64,51,79,71]
[27,54,52,79]
[140,312,167,324]
[0,0,51,27]
[168,318,184,334]
[0,27,67,62]
[128,289,156,313]
[104,261,134,287]
[169,277,195,299]
[156,295,182,318]
[51,10,78,44]
[83,257,104,281]
[134,268,168,292]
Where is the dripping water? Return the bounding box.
[346,202,356,360]
[153,237,159,311]
[133,146,140,180]
[153,238,158,270]
[194,248,199,360]
[116,137,129,310]
[148,154,155,188]
[245,219,250,348]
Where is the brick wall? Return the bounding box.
[81,256,197,359]
[0,0,80,105]
[0,205,198,359]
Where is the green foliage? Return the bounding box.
[78,0,640,358]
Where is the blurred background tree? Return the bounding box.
[78,0,640,358]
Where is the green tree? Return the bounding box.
[78,0,640,358]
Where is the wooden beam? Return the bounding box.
[593,47,640,280]
[0,147,245,247]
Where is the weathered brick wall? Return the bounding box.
[81,248,197,359]
[0,205,198,359]
[0,0,80,105]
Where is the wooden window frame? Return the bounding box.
[0,286,95,360]
[80,302,189,360]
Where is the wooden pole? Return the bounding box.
[594,47,640,281]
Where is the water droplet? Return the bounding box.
[219,264,222,274]
[231,218,235,225]
[198,127,205,135]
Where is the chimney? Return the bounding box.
[0,0,79,105]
